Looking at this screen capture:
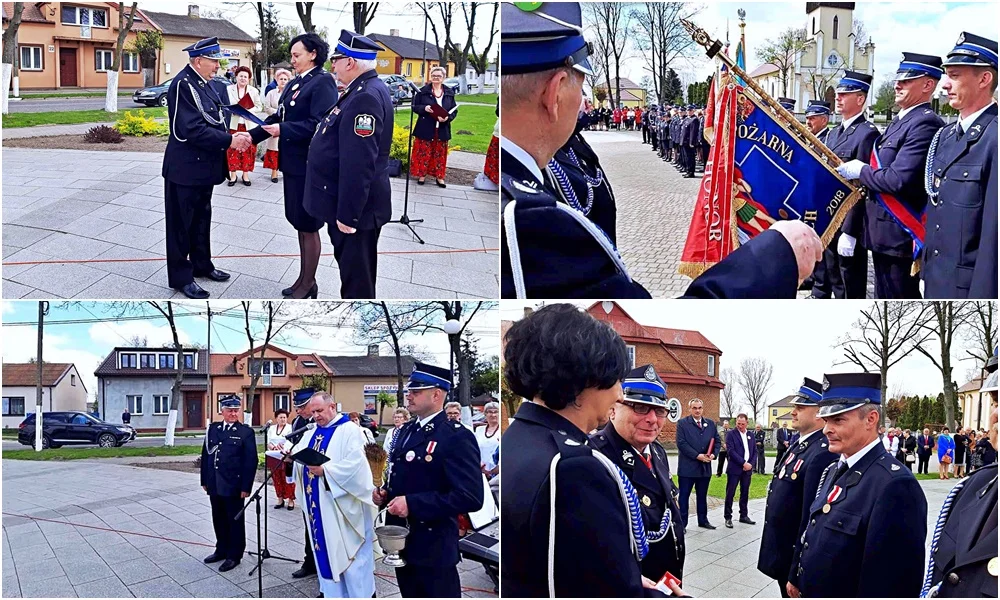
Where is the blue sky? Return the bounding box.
[2,301,499,402]
[605,1,998,92]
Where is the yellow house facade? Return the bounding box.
[369,31,454,86]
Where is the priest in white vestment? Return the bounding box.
[289,392,376,598]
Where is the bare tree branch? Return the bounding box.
[737,356,773,424]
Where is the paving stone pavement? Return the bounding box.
[584,130,876,299]
[1,459,498,598]
[1,148,499,300]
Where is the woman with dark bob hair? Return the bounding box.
[501,304,683,598]
[248,31,338,299]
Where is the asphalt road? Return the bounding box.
[7,95,151,113]
[2,434,205,451]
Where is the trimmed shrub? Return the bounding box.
[83,125,125,144]
[114,110,167,137]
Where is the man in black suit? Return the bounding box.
[917,427,936,474]
[723,414,757,528]
[775,423,793,467]
[675,398,721,529]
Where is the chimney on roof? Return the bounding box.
[368,344,380,357]
[523,307,533,318]
[390,29,399,37]
[188,4,200,18]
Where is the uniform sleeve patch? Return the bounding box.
[354,114,375,137]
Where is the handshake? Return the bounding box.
[230,131,253,151]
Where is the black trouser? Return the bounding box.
[756,446,766,473]
[685,145,696,176]
[841,248,869,299]
[724,469,752,520]
[651,134,658,151]
[678,476,711,526]
[811,234,846,298]
[301,513,315,569]
[716,450,727,476]
[872,252,921,299]
[396,564,461,598]
[164,180,215,289]
[918,453,931,474]
[209,494,246,561]
[642,125,648,143]
[329,224,380,299]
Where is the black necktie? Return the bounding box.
[956,124,965,139]
[831,460,849,486]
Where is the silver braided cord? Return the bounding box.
[920,478,967,597]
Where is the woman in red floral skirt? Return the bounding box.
[261,69,290,183]
[411,66,458,188]
[225,66,263,186]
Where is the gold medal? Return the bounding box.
[790,472,798,480]
[822,503,831,514]
[642,495,651,507]
[989,557,998,576]
[425,455,433,462]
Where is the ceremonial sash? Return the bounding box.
[869,143,926,259]
[305,413,350,580]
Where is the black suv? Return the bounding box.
[358,414,380,439]
[17,412,136,449]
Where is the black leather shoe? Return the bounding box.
[282,286,295,297]
[271,177,279,183]
[292,565,316,579]
[725,519,734,528]
[196,269,231,282]
[218,559,239,572]
[227,177,237,187]
[698,522,717,530]
[204,552,224,564]
[739,517,757,525]
[177,282,210,299]
[273,502,285,509]
[290,282,318,299]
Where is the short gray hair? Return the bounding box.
[855,402,882,423]
[354,58,377,72]
[484,401,500,413]
[688,398,704,407]
[430,65,447,77]
[311,392,335,405]
[393,407,410,420]
[444,401,461,412]
[501,67,578,108]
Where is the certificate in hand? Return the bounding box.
[291,447,330,466]
[428,103,452,120]
[225,103,267,127]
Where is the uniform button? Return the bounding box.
[962,172,968,177]
[557,430,567,435]
[837,521,843,526]
[947,573,960,585]
[935,224,940,230]
[811,519,816,526]
[798,567,803,576]
[934,250,939,256]
[804,542,809,549]
[323,185,327,190]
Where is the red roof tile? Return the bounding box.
[2,363,72,387]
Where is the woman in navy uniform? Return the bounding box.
[922,32,998,300]
[502,305,672,597]
[162,37,245,299]
[374,363,482,598]
[836,56,945,299]
[500,3,823,300]
[590,365,686,584]
[249,32,339,299]
[788,373,926,598]
[757,378,838,597]
[302,30,392,299]
[200,395,258,572]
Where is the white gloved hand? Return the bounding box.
[838,233,857,257]
[835,159,866,180]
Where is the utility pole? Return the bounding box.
[34,301,48,451]
[206,301,212,428]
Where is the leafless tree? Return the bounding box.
[737,357,773,424]
[295,2,315,32]
[104,2,139,113]
[353,2,378,35]
[755,27,808,97]
[802,66,842,102]
[913,302,977,429]
[719,366,739,421]
[241,301,315,423]
[465,2,499,93]
[419,2,487,93]
[2,2,25,114]
[836,302,935,424]
[888,379,909,403]
[631,2,701,105]
[583,3,631,107]
[852,18,869,45]
[961,301,997,366]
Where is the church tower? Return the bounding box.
[795,2,875,108]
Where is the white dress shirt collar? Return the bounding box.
[897,101,929,121]
[960,103,993,133]
[500,136,544,183]
[843,436,884,468]
[417,411,442,428]
[841,111,863,130]
[797,428,822,445]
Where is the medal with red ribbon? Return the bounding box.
[425,440,437,462]
[822,484,843,513]
[790,459,804,480]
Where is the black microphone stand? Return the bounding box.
[388,2,430,243]
[236,458,299,598]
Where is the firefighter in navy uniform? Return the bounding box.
[788,373,927,598]
[286,388,317,579]
[500,2,823,300]
[200,394,258,572]
[590,365,685,583]
[757,377,838,597]
[803,101,845,300]
[302,30,392,299]
[922,32,998,300]
[162,36,240,300]
[921,351,998,599]
[548,116,619,245]
[825,71,880,299]
[836,54,945,299]
[375,362,482,598]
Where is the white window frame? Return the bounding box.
[140,353,156,369]
[625,345,636,368]
[251,358,286,377]
[707,355,716,377]
[71,374,77,386]
[122,52,139,73]
[302,360,317,368]
[3,396,26,417]
[153,395,170,415]
[19,46,43,71]
[119,352,138,369]
[183,352,197,370]
[126,395,143,415]
[158,353,176,370]
[61,6,108,28]
[273,394,290,412]
[95,49,114,72]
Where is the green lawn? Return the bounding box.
[393,103,496,155]
[455,93,498,105]
[672,473,772,500]
[1,107,166,128]
[19,91,134,99]
[3,444,203,460]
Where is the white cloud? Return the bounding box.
[1,301,15,315]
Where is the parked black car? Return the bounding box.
[17,412,136,449]
[358,414,380,439]
[132,76,230,107]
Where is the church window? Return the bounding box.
[833,16,839,39]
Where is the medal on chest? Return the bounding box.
[425,440,437,462]
[790,459,804,480]
[822,484,843,513]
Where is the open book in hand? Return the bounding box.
[290,446,331,467]
[428,103,457,120]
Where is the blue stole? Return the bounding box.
[304,413,350,580]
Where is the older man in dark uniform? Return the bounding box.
[500,3,823,300]
[787,373,926,598]
[286,388,317,579]
[374,362,482,598]
[757,377,838,597]
[200,394,258,572]
[922,32,998,300]
[162,37,244,299]
[303,30,392,299]
[836,54,945,299]
[803,100,846,300]
[824,71,880,299]
[675,398,722,529]
[591,365,685,583]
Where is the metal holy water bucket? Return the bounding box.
[374,525,409,567]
